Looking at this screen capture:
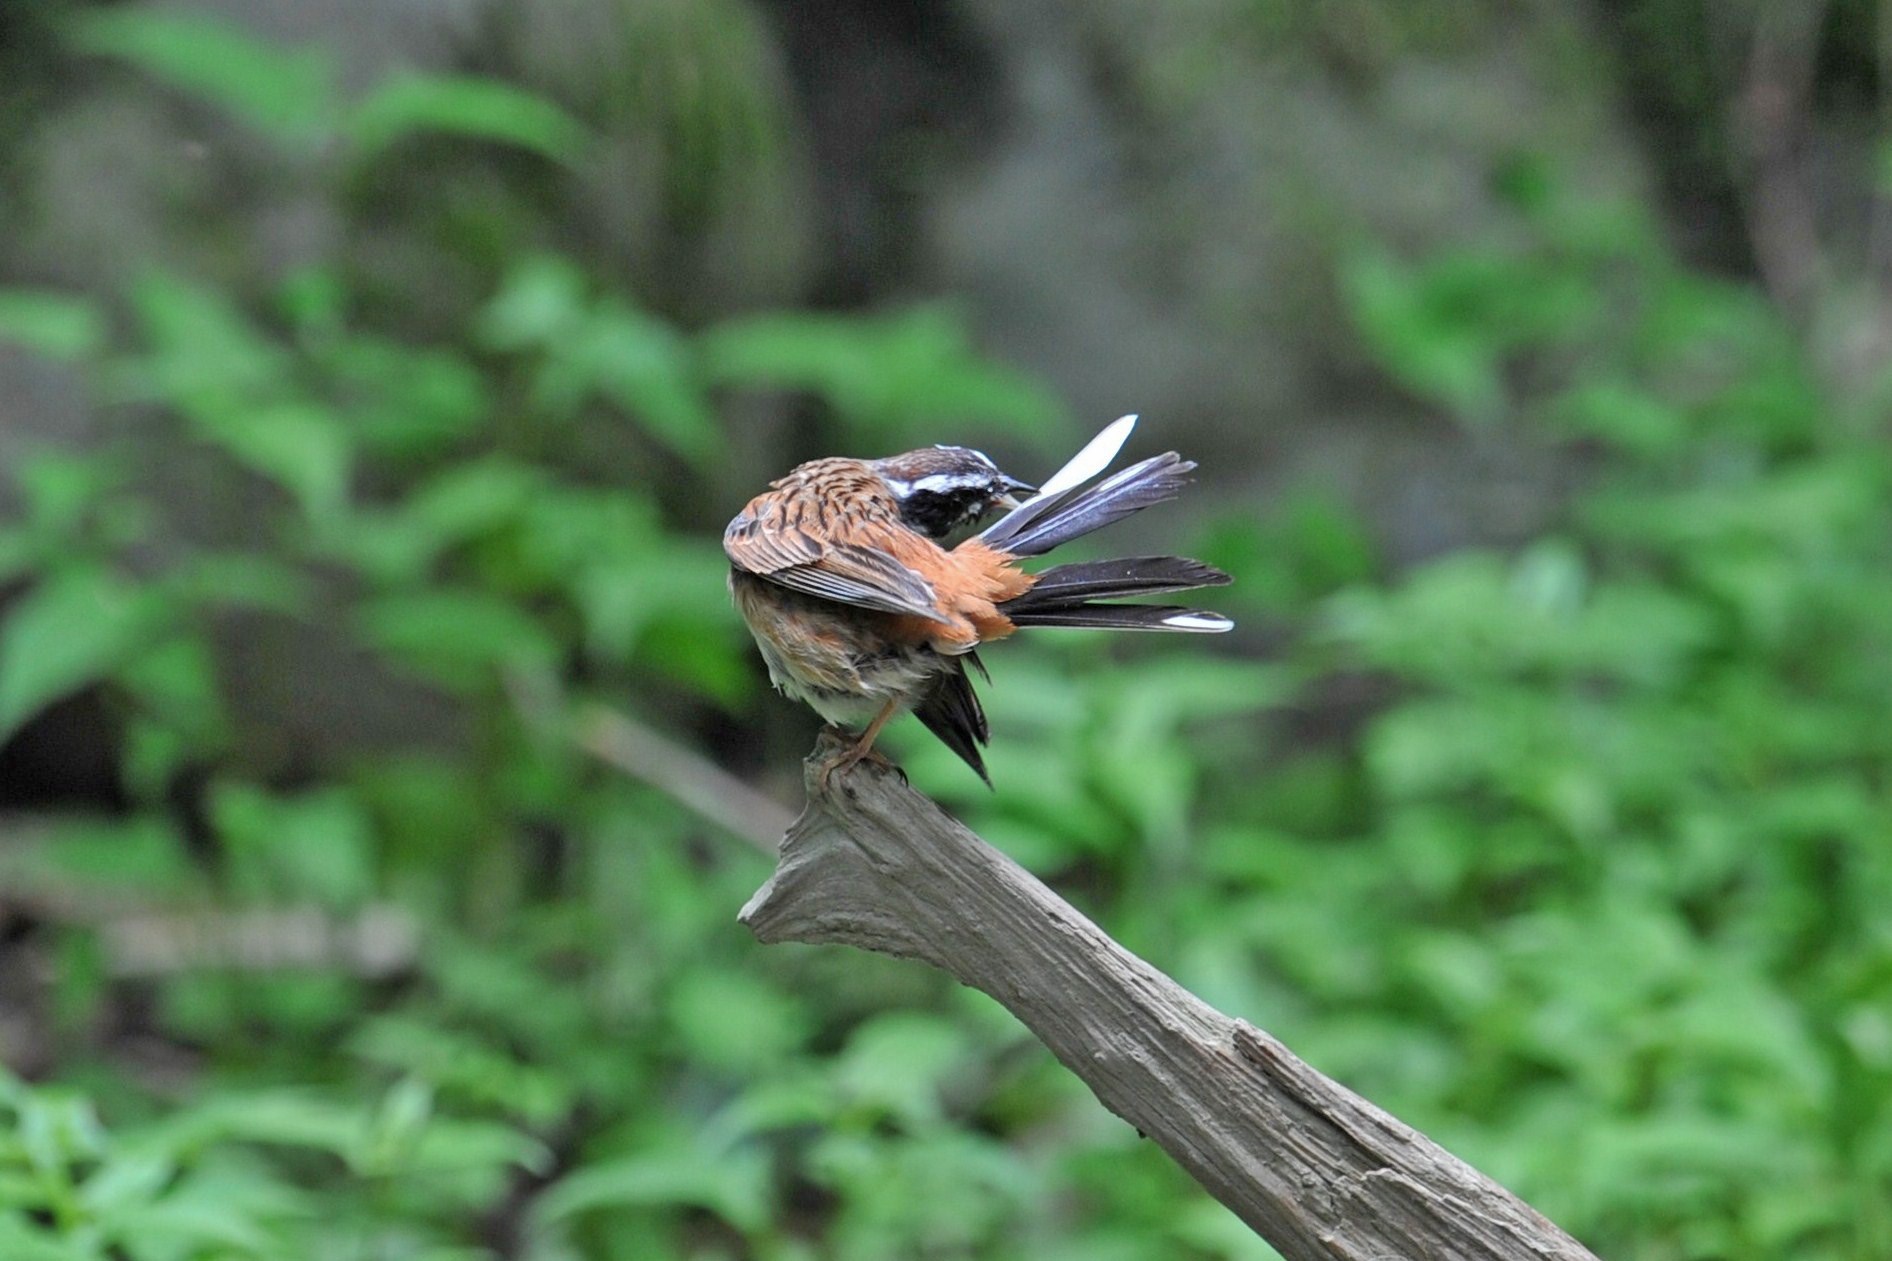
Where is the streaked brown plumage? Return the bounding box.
[725,418,1233,783]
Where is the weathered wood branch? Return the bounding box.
[741,735,1599,1261]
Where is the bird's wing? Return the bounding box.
[723,496,953,625]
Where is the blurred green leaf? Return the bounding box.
[1342,247,1505,422]
[196,401,353,521]
[702,306,1063,436]
[67,9,334,142]
[666,967,810,1073]
[476,255,588,350]
[1550,376,1687,458]
[118,635,229,792]
[533,1145,771,1235]
[0,568,160,741]
[402,458,543,547]
[356,589,557,689]
[149,1091,366,1159]
[2,816,195,900]
[1342,243,1596,425]
[167,552,312,616]
[398,1113,550,1180]
[327,338,490,459]
[478,258,719,462]
[0,290,105,360]
[346,74,587,164]
[13,449,124,541]
[834,1013,971,1126]
[569,303,719,463]
[128,272,287,407]
[0,1216,81,1261]
[811,1127,1034,1258]
[349,1017,573,1126]
[107,1196,281,1257]
[211,783,377,906]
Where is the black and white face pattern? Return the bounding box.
[871,445,1035,538]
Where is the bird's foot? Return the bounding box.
[814,727,904,793]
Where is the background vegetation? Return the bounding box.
[2,3,1890,1258]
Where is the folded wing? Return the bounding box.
[724,494,955,626]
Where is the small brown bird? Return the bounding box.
[724,416,1232,783]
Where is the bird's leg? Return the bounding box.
[817,700,902,792]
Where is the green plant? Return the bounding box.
[1281,163,1892,1257]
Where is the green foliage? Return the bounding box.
[67,7,588,163]
[0,569,163,743]
[1307,167,1892,1258]
[0,1066,543,1259]
[6,10,1892,1261]
[478,255,720,462]
[700,307,1064,441]
[348,76,590,166]
[67,9,336,145]
[0,291,105,360]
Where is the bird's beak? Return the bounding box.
[996,475,1036,510]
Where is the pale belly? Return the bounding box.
[729,570,942,728]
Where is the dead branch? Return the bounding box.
[741,734,1599,1261]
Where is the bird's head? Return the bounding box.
[871,445,1035,538]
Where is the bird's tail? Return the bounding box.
[999,555,1233,632]
[974,415,1233,634]
[978,450,1197,558]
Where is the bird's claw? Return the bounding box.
[814,742,903,794]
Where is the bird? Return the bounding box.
[723,415,1233,785]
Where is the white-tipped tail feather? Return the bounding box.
[1161,612,1234,632]
[1032,413,1138,500]
[979,413,1234,638]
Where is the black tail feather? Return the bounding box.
[1003,603,1233,632]
[980,452,1195,558]
[912,664,991,785]
[913,430,1233,780]
[1003,556,1230,612]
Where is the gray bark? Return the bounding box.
[740,737,1600,1261]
